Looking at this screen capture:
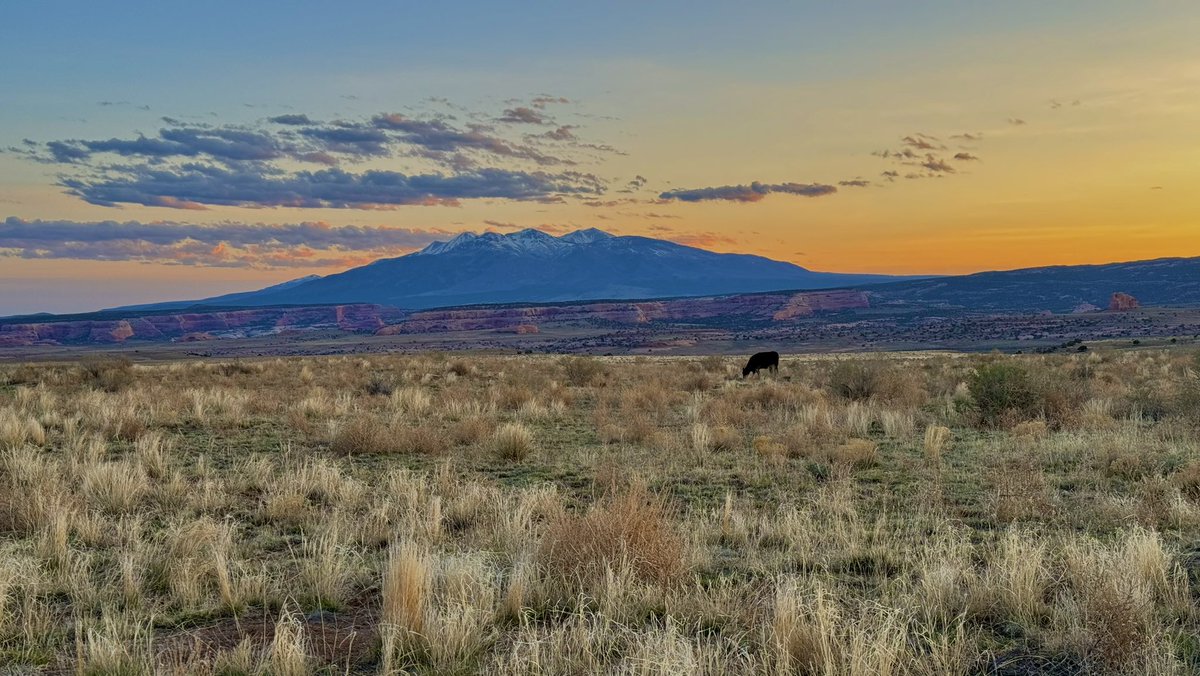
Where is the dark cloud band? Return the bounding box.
[62,166,605,210]
[659,181,837,203]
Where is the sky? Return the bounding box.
[1,1,1198,315]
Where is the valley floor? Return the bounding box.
[0,350,1198,673]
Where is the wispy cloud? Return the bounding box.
[874,131,986,179]
[659,181,837,203]
[645,225,738,247]
[497,106,549,124]
[0,216,451,268]
[901,134,945,151]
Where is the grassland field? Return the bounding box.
[0,348,1199,674]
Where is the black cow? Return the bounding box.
[742,351,779,377]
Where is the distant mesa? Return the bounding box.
[1108,292,1139,312]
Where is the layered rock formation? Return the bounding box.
[0,290,869,348]
[0,304,403,347]
[1108,292,1140,311]
[377,289,869,335]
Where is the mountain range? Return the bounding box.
[115,228,910,311]
[4,227,1199,351]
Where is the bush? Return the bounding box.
[364,373,396,397]
[217,360,258,377]
[80,357,135,393]
[828,360,923,405]
[829,361,880,401]
[967,362,1037,427]
[561,356,606,387]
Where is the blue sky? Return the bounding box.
[1,1,1198,314]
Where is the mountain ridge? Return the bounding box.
[112,227,912,311]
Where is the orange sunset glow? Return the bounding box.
[2,2,1198,314]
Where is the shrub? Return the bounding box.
[80,357,135,393]
[561,356,606,387]
[447,359,472,377]
[828,360,925,405]
[216,360,258,377]
[365,373,396,396]
[753,435,787,465]
[967,362,1037,427]
[709,425,741,452]
[829,361,881,401]
[1173,460,1200,499]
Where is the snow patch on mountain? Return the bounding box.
[416,227,612,257]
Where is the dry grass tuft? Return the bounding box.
[830,438,878,468]
[924,425,951,465]
[330,417,395,455]
[540,481,685,589]
[493,422,535,461]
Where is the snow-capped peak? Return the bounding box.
[417,231,480,256]
[415,227,615,256]
[559,227,614,244]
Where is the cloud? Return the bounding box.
[62,165,605,209]
[48,126,291,163]
[644,225,737,247]
[580,197,668,208]
[0,216,453,268]
[268,114,315,125]
[370,113,565,165]
[530,96,570,108]
[30,103,600,172]
[497,107,548,124]
[298,124,391,156]
[838,178,871,188]
[481,220,574,235]
[921,157,955,173]
[539,125,577,141]
[901,134,944,151]
[25,100,620,209]
[618,175,649,193]
[660,181,837,203]
[874,130,979,180]
[1008,117,1027,126]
